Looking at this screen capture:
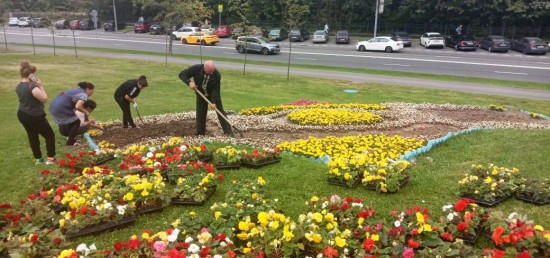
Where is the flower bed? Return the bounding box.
[240,147,281,168]
[438,198,486,244]
[516,178,550,205]
[212,146,243,169]
[458,164,520,206]
[362,160,412,193]
[287,108,383,125]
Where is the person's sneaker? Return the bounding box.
[45,158,56,165]
[131,125,140,129]
[35,158,45,165]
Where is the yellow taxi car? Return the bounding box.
[181,32,220,45]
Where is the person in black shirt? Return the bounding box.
[114,75,148,128]
[178,61,234,137]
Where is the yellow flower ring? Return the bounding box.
[287,108,383,126]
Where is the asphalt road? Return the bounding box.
[3,27,550,100]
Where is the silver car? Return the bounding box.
[312,30,328,43]
[235,36,280,55]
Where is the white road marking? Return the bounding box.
[435,56,461,59]
[384,64,411,67]
[536,62,550,65]
[113,43,126,46]
[223,52,239,55]
[295,57,317,60]
[494,71,528,75]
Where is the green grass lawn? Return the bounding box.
[0,53,549,249]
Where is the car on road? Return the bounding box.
[172,26,200,40]
[390,31,412,47]
[356,36,403,53]
[79,19,95,30]
[31,18,50,28]
[289,28,309,42]
[419,32,444,48]
[9,17,19,26]
[335,30,350,44]
[54,19,70,29]
[149,22,164,35]
[103,20,126,31]
[510,37,549,55]
[268,28,288,41]
[235,36,280,55]
[133,21,150,33]
[69,20,80,30]
[199,24,214,35]
[215,25,232,38]
[18,17,32,27]
[445,34,478,51]
[479,35,510,53]
[312,30,329,43]
[181,32,219,45]
[231,27,244,39]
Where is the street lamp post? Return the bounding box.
[373,0,379,37]
[112,0,118,31]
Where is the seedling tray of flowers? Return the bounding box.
[64,216,137,239]
[461,195,511,207]
[171,185,217,205]
[456,226,482,245]
[366,177,409,192]
[327,177,360,188]
[241,158,282,168]
[135,202,164,216]
[199,154,213,162]
[92,153,115,165]
[214,162,241,170]
[515,194,550,206]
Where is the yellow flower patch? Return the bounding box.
[287,108,383,125]
[240,103,388,115]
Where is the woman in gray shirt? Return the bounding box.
[16,61,56,165]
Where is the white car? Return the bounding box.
[356,36,403,53]
[172,26,200,40]
[9,17,19,26]
[200,25,214,35]
[18,17,32,27]
[420,32,445,48]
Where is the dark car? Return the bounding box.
[335,30,350,44]
[149,22,164,35]
[69,20,80,30]
[215,25,232,38]
[103,20,126,31]
[510,37,549,55]
[479,35,510,53]
[268,28,288,41]
[79,19,95,30]
[133,21,151,33]
[231,27,244,39]
[289,28,310,42]
[390,31,412,47]
[54,19,70,29]
[445,34,478,51]
[31,18,50,28]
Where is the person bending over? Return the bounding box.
[114,75,148,128]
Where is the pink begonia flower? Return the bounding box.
[153,241,168,257]
[403,247,415,258]
[330,195,341,203]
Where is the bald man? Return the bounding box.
[178,61,234,137]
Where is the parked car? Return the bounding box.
[133,21,150,33]
[479,35,510,53]
[231,27,244,39]
[249,26,268,38]
[79,19,95,30]
[335,30,350,44]
[312,30,328,43]
[289,28,309,42]
[268,28,288,41]
[69,20,80,30]
[390,31,412,47]
[235,36,280,55]
[356,36,403,53]
[9,17,19,26]
[200,24,214,35]
[181,32,219,45]
[419,32,445,48]
[445,34,478,51]
[103,20,126,31]
[510,37,549,55]
[18,17,32,27]
[149,22,164,35]
[172,26,200,40]
[31,18,50,28]
[54,19,70,29]
[215,25,232,38]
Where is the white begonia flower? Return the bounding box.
[394,220,401,227]
[168,228,180,242]
[442,204,453,212]
[180,145,187,151]
[220,241,227,247]
[154,161,161,167]
[117,205,127,215]
[214,255,223,258]
[447,213,455,221]
[146,152,154,158]
[149,147,156,152]
[188,243,200,253]
[185,236,194,243]
[104,202,112,210]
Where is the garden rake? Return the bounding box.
[193,88,244,138]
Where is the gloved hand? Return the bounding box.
[133,102,139,109]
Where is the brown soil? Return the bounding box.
[95,106,550,148]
